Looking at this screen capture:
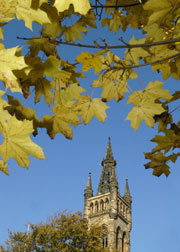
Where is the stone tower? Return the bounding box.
[84,137,132,252]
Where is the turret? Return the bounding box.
[84,172,93,218]
[84,172,93,199]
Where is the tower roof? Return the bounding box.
[97,137,119,195]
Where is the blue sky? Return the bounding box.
[0,7,180,252]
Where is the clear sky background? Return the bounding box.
[0,6,180,252]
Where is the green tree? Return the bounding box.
[0,0,180,176]
[0,211,109,252]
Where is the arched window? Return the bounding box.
[122,232,126,252]
[100,200,104,212]
[123,205,125,216]
[102,233,108,248]
[90,202,93,214]
[102,225,108,248]
[120,203,123,214]
[105,198,109,210]
[117,200,119,213]
[116,227,120,250]
[95,201,99,213]
[126,208,128,218]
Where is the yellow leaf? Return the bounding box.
[54,0,91,15]
[0,90,11,122]
[0,47,27,92]
[44,56,72,80]
[0,160,9,175]
[0,116,45,168]
[0,0,51,30]
[16,0,51,30]
[125,36,150,65]
[26,37,57,57]
[0,0,16,22]
[128,81,172,105]
[41,104,81,139]
[92,74,129,102]
[35,78,53,106]
[73,95,109,124]
[76,52,102,74]
[126,99,165,130]
[63,21,88,42]
[143,0,172,25]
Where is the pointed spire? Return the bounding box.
[104,137,114,160]
[86,172,92,190]
[124,177,132,204]
[84,172,93,199]
[97,137,119,195]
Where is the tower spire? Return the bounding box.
[124,177,132,204]
[104,136,114,160]
[84,172,93,199]
[97,137,119,195]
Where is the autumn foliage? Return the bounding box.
[0,211,109,252]
[0,0,180,176]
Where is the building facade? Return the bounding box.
[84,137,132,252]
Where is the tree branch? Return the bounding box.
[106,52,180,71]
[16,36,180,50]
[91,0,148,9]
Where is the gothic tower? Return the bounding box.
[84,137,132,252]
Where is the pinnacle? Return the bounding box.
[86,171,92,189]
[124,177,132,203]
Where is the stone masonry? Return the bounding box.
[84,137,132,252]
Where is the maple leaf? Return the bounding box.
[0,116,45,168]
[26,37,57,57]
[16,0,51,30]
[125,37,151,65]
[143,0,172,25]
[73,95,109,125]
[154,112,172,132]
[64,22,88,43]
[76,52,102,74]
[0,0,16,23]
[92,73,129,102]
[0,160,8,175]
[102,10,124,33]
[43,56,72,80]
[0,91,12,123]
[35,78,53,106]
[41,104,81,139]
[54,0,91,15]
[0,47,27,92]
[151,130,180,154]
[60,84,86,104]
[128,81,172,105]
[126,99,165,130]
[144,151,180,177]
[143,23,165,41]
[5,95,39,124]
